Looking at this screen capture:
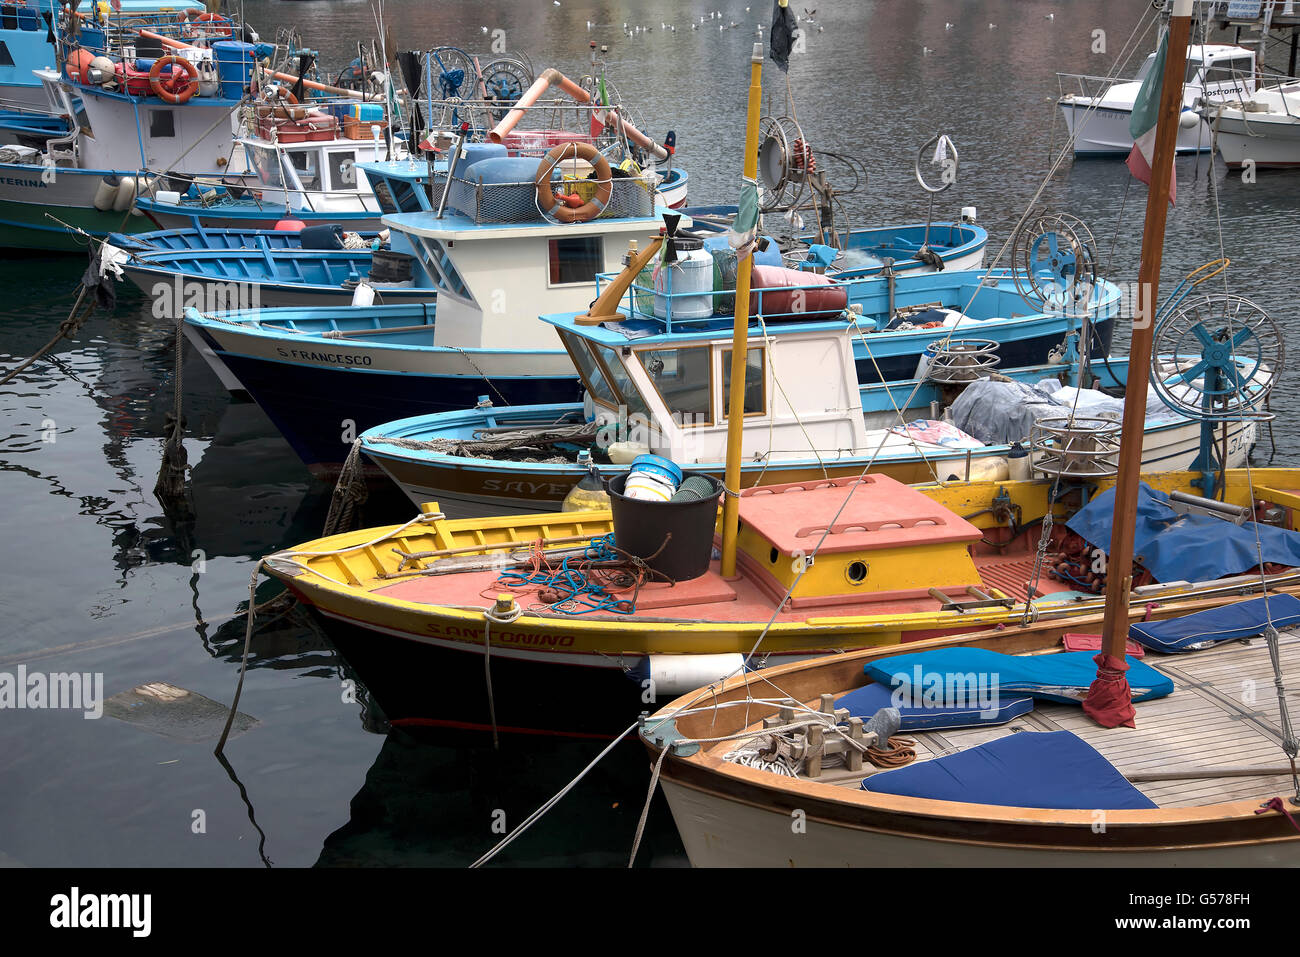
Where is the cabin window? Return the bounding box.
[1183,58,1203,85]
[548,236,603,286]
[248,145,285,189]
[1204,58,1253,86]
[720,347,766,417]
[638,345,713,426]
[326,150,358,191]
[592,344,651,419]
[0,42,13,68]
[414,237,469,299]
[558,331,619,409]
[288,150,320,190]
[149,109,175,139]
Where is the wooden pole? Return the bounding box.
[1098,4,1193,663]
[719,41,765,579]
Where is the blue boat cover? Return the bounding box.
[835,681,1034,731]
[1067,483,1300,584]
[861,730,1158,810]
[863,648,1174,704]
[1130,594,1300,652]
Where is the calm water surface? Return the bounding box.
[1,0,1298,867]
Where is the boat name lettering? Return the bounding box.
[274,347,373,366]
[0,177,48,189]
[481,478,571,495]
[435,624,575,646]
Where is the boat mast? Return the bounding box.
[719,39,765,578]
[1094,0,1193,713]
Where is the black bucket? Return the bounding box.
[607,471,723,582]
[368,249,414,283]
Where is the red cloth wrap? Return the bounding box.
[1082,652,1136,729]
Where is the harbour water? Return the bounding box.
[1,0,1299,867]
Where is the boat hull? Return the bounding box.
[185,317,582,473]
[121,261,437,308]
[1059,102,1214,155]
[365,404,1254,513]
[657,772,1300,866]
[0,164,163,251]
[1209,111,1300,168]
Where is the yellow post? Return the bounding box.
[720,40,765,578]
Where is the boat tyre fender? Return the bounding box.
[535,142,613,224]
[149,56,200,105]
[256,87,307,122]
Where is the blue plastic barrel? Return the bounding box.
[212,40,255,99]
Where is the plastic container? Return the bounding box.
[562,451,610,512]
[212,40,256,99]
[450,156,543,221]
[623,454,682,501]
[608,470,723,581]
[653,238,714,320]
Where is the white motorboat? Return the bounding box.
[1058,44,1255,155]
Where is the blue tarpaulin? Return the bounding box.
[861,730,1158,810]
[864,648,1174,704]
[1130,593,1300,652]
[1066,483,1300,584]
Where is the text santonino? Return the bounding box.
[0,667,102,719]
[50,887,151,937]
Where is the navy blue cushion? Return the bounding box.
[864,648,1174,704]
[861,730,1157,810]
[1129,594,1300,653]
[835,681,1034,731]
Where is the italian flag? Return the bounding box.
[1126,28,1176,205]
[591,77,609,139]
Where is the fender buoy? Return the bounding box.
[275,218,306,232]
[255,86,306,122]
[148,55,200,104]
[534,141,613,224]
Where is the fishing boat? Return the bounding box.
[0,11,394,250]
[102,162,442,308]
[1058,43,1253,155]
[181,144,1026,478]
[640,0,1300,866]
[1199,78,1300,169]
[358,291,1252,513]
[257,15,1291,742]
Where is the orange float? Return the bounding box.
[148,55,200,104]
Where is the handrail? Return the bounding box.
[488,67,668,161]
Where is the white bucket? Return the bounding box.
[623,470,676,502]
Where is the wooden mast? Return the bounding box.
[719,41,765,578]
[1097,2,1193,688]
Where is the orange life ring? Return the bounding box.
[148,55,200,105]
[255,86,307,122]
[534,141,613,224]
[178,10,234,38]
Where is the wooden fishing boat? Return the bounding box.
[638,606,1300,865]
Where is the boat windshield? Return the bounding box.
[721,347,766,417]
[591,343,652,419]
[638,345,714,426]
[1132,53,1202,86]
[557,330,619,410]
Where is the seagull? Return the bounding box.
[989,22,996,29]
[945,22,953,30]
[923,45,932,55]
[1045,12,1055,20]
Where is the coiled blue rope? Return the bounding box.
[495,534,636,615]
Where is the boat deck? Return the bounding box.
[739,630,1300,809]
